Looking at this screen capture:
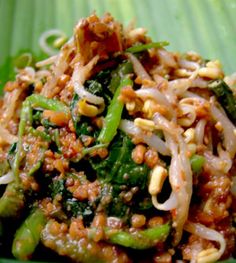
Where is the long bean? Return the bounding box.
[27,94,70,115]
[0,100,33,217]
[98,77,133,144]
[88,223,170,249]
[13,100,32,183]
[12,208,47,260]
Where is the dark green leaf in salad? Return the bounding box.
[209,79,236,123]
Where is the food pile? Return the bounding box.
[0,13,235,262]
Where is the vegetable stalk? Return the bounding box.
[126,41,169,53]
[27,94,70,115]
[12,100,32,182]
[12,208,47,260]
[98,77,133,144]
[89,223,170,249]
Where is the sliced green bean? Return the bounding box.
[126,41,169,53]
[12,208,47,260]
[13,100,32,183]
[89,223,170,250]
[27,94,69,115]
[98,77,133,144]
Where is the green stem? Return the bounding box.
[126,41,169,53]
[89,223,170,250]
[109,61,133,94]
[27,127,51,142]
[98,77,133,144]
[27,94,69,115]
[82,143,108,156]
[12,100,32,183]
[12,208,47,260]
[52,129,61,152]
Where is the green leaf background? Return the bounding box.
[0,0,235,262]
[0,0,236,90]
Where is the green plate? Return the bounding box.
[0,0,235,262]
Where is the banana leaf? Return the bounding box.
[0,0,236,92]
[0,0,235,262]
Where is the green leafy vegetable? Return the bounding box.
[92,132,149,188]
[49,178,94,221]
[209,79,236,123]
[49,179,67,199]
[65,199,93,220]
[105,187,129,219]
[70,95,99,139]
[85,71,112,104]
[126,41,169,53]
